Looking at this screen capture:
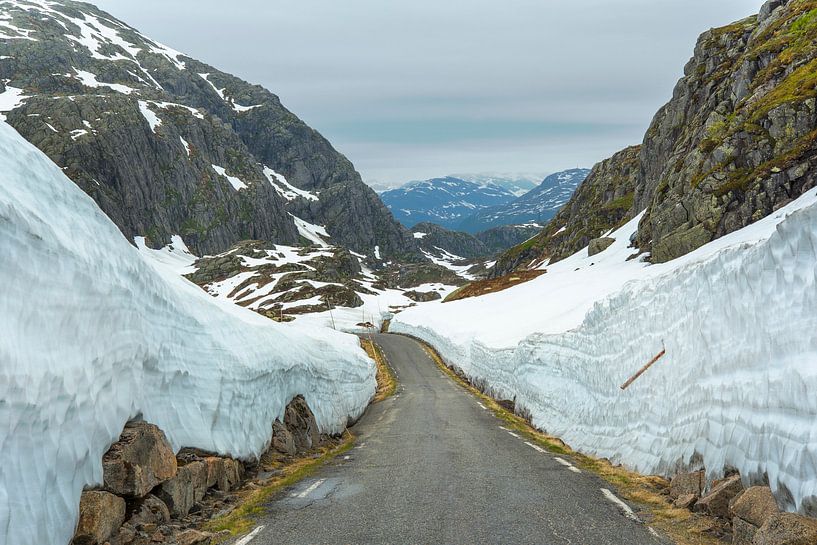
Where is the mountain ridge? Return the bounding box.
[0,0,419,261]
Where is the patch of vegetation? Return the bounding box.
[714,128,817,196]
[602,191,634,212]
[360,339,397,402]
[749,57,817,122]
[442,270,547,303]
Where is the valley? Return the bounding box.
[2,1,817,545]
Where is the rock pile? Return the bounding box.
[72,396,325,545]
[667,468,817,544]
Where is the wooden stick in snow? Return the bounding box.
[620,343,666,390]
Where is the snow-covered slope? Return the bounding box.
[459,169,590,233]
[0,121,376,545]
[393,188,817,512]
[381,176,517,229]
[453,173,543,197]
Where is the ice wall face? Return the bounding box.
[0,121,375,545]
[394,191,817,512]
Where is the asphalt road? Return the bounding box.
[245,333,666,545]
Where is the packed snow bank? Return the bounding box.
[0,121,376,545]
[393,189,817,512]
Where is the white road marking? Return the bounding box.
[477,402,487,410]
[554,457,582,473]
[507,431,520,438]
[499,426,509,431]
[297,479,325,498]
[649,528,660,538]
[601,488,640,522]
[524,441,547,454]
[343,455,351,460]
[235,525,265,545]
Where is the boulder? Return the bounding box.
[587,237,615,256]
[754,513,817,545]
[204,457,224,489]
[404,290,442,302]
[284,396,322,452]
[127,494,170,527]
[670,470,704,499]
[72,491,126,545]
[175,529,213,545]
[219,459,243,492]
[271,420,297,455]
[730,486,779,527]
[103,421,177,497]
[673,493,698,509]
[156,461,208,518]
[694,474,744,519]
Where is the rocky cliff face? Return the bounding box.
[494,0,817,274]
[635,0,817,262]
[0,0,418,260]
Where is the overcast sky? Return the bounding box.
[96,0,764,188]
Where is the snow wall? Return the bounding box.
[0,120,376,545]
[394,197,817,513]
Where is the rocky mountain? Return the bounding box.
[475,223,542,255]
[411,221,543,261]
[411,222,489,260]
[0,0,418,262]
[452,173,543,197]
[494,0,817,275]
[380,176,518,229]
[459,168,590,233]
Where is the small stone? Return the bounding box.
[156,462,207,518]
[670,470,704,499]
[175,529,213,545]
[673,493,698,509]
[72,491,126,545]
[588,237,615,256]
[128,495,170,527]
[694,474,744,519]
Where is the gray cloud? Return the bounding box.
[94,0,765,186]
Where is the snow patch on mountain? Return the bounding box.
[137,100,161,133]
[69,68,136,94]
[291,213,330,246]
[0,82,27,120]
[212,164,247,191]
[263,167,319,201]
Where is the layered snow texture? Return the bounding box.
[0,121,376,545]
[394,189,817,512]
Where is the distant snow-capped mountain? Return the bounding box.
[452,173,546,197]
[458,169,590,233]
[381,176,518,229]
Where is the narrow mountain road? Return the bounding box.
[244,333,666,545]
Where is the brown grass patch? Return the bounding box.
[444,270,546,303]
[361,338,398,402]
